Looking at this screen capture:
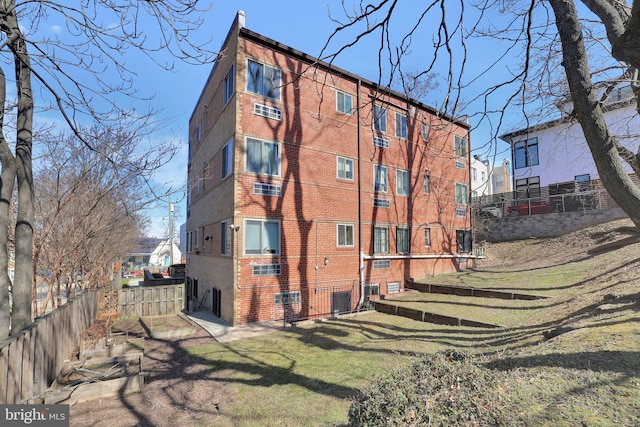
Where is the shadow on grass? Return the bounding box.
[485,349,640,376]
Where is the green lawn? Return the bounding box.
[182,225,640,426]
[188,313,507,426]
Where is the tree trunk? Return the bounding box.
[550,0,640,230]
[0,67,15,340]
[9,13,35,333]
[612,0,640,70]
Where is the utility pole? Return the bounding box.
[169,198,174,266]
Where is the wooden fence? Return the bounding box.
[0,290,99,404]
[116,283,185,317]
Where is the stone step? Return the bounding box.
[406,280,545,300]
[374,301,502,328]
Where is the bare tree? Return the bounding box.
[33,123,163,315]
[0,1,214,339]
[319,0,640,228]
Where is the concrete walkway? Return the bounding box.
[185,310,285,343]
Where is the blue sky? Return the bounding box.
[33,1,522,238]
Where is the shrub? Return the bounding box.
[348,350,512,426]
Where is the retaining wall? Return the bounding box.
[476,206,628,242]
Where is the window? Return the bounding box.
[194,175,200,195]
[194,229,199,248]
[373,136,389,148]
[275,291,300,305]
[514,138,539,169]
[221,220,232,255]
[425,228,431,247]
[245,219,280,255]
[373,259,390,269]
[253,182,282,196]
[196,125,201,143]
[374,165,388,193]
[247,59,281,99]
[395,112,407,138]
[373,226,389,254]
[454,135,468,157]
[246,137,280,176]
[254,103,282,120]
[456,230,472,253]
[472,168,477,182]
[337,224,354,247]
[396,227,410,254]
[373,198,390,208]
[336,91,353,114]
[455,160,466,169]
[515,176,541,199]
[337,156,354,180]
[253,264,281,276]
[222,140,233,179]
[224,64,235,104]
[576,174,591,190]
[455,182,468,205]
[481,171,486,181]
[388,282,400,293]
[373,104,387,133]
[396,169,409,196]
[423,175,430,194]
[364,283,380,299]
[421,123,429,142]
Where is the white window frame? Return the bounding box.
[373,226,389,254]
[373,104,387,133]
[421,123,429,142]
[224,64,235,105]
[396,169,409,196]
[374,164,388,193]
[337,156,354,181]
[395,112,407,139]
[423,175,430,194]
[454,135,468,157]
[221,220,232,256]
[336,90,353,115]
[222,139,233,179]
[337,224,355,248]
[455,182,468,205]
[425,228,431,247]
[396,226,410,254]
[245,137,281,177]
[275,291,300,305]
[246,59,282,100]
[244,219,280,255]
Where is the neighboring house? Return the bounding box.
[470,155,492,198]
[500,83,639,196]
[124,237,159,270]
[491,159,513,195]
[125,238,182,270]
[149,240,182,267]
[185,11,472,326]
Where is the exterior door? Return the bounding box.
[212,287,221,317]
[331,291,351,316]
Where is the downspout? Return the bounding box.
[357,78,365,309]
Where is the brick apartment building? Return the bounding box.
[185,11,472,326]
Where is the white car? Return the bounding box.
[478,204,502,218]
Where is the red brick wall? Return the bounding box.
[187,28,472,326]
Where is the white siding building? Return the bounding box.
[500,84,639,194]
